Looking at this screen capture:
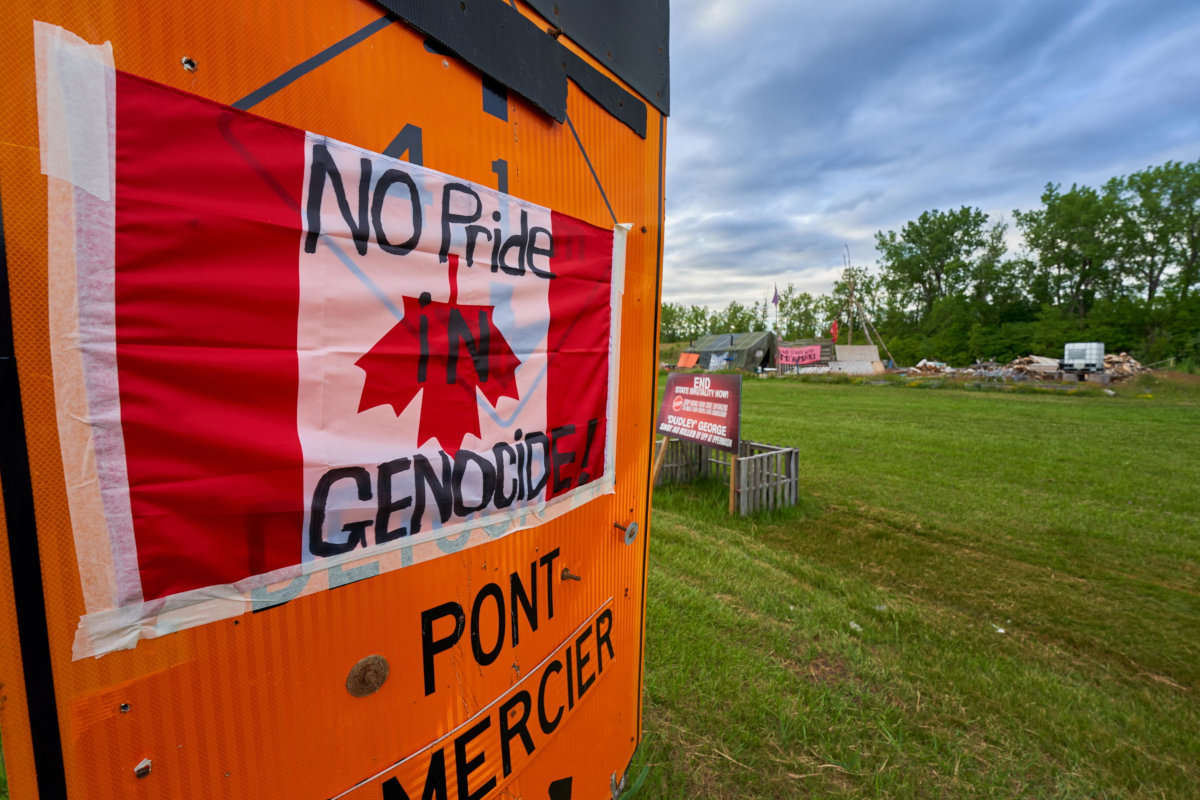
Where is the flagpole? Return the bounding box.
[771,283,779,336]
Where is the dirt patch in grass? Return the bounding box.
[806,653,854,686]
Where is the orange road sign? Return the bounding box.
[0,3,667,798]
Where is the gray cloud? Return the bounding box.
[662,0,1200,308]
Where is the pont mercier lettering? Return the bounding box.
[50,67,623,657]
[297,136,617,566]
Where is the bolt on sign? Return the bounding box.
[0,2,668,798]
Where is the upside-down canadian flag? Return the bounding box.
[40,30,623,655]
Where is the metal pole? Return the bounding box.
[847,273,855,346]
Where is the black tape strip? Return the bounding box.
[525,0,670,115]
[428,26,646,137]
[560,48,647,138]
[232,14,396,110]
[0,184,70,797]
[374,0,567,121]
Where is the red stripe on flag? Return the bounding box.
[545,212,613,500]
[114,74,306,600]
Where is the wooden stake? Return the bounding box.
[728,452,738,515]
[650,437,670,487]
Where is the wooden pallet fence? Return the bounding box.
[733,441,799,516]
[653,437,709,486]
[654,438,799,516]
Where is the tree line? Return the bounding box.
[660,159,1200,366]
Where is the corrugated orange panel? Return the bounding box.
[0,1,665,798]
[0,475,40,800]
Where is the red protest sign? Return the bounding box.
[656,373,742,453]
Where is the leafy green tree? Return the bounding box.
[752,299,770,330]
[817,294,843,341]
[922,295,974,363]
[875,207,1000,317]
[1110,173,1171,306]
[1015,183,1122,318]
[681,304,711,341]
[1121,160,1200,305]
[967,320,1036,363]
[966,223,1027,325]
[711,301,741,333]
[776,284,822,340]
[659,302,686,342]
[829,266,883,344]
[710,300,768,334]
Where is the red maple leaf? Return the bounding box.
[355,255,521,454]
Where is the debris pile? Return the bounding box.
[1005,355,1060,378]
[906,352,1151,383]
[952,356,1053,380]
[908,358,952,375]
[959,361,1011,380]
[1104,352,1149,380]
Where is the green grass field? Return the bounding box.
[629,373,1200,799]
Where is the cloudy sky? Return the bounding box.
[661,0,1200,308]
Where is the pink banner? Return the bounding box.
[778,345,822,366]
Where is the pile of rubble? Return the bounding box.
[1005,355,1060,379]
[950,356,1053,381]
[908,359,953,375]
[906,352,1151,383]
[1104,352,1150,380]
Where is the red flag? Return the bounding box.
[831,320,840,342]
[52,70,622,634]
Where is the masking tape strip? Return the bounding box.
[34,21,114,201]
[606,224,631,480]
[38,21,144,623]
